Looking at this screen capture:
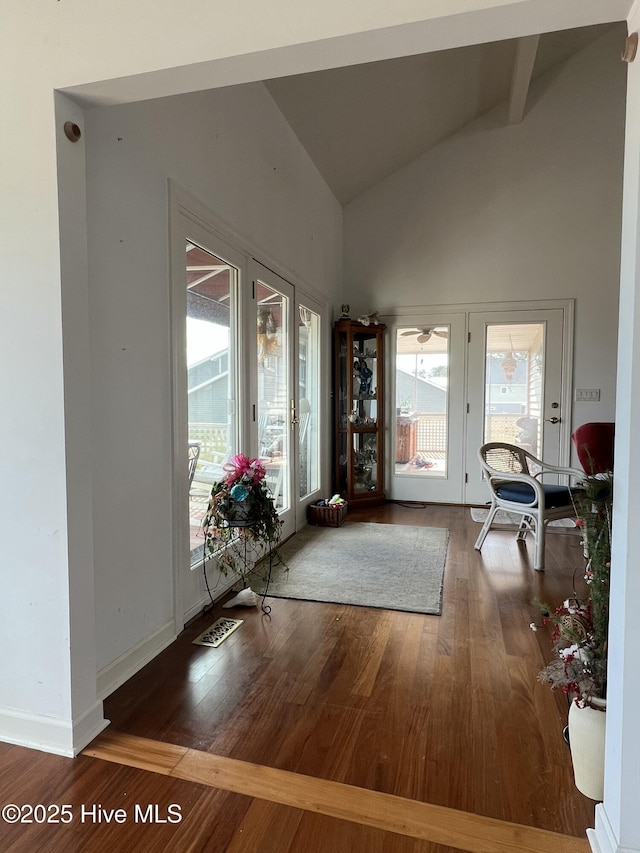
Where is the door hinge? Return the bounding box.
[465,473,469,483]
[466,403,470,414]
[252,403,256,422]
[468,331,471,343]
[252,280,256,300]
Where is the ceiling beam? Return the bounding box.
[507,34,540,125]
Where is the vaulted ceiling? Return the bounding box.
[265,23,619,205]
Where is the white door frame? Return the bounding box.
[169,192,248,633]
[385,311,467,503]
[249,264,326,538]
[381,298,574,506]
[249,260,297,541]
[169,184,329,629]
[294,290,325,530]
[465,303,574,504]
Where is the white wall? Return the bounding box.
[0,0,633,777]
[596,5,640,851]
[344,27,626,429]
[54,0,628,107]
[85,83,342,672]
[0,6,99,754]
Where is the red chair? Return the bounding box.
[571,423,615,475]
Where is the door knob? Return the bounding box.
[544,416,561,424]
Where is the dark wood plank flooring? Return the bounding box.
[0,504,595,851]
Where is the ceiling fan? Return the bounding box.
[400,327,448,343]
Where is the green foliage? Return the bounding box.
[577,474,612,659]
[535,473,612,705]
[202,461,283,583]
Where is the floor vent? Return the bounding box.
[192,618,243,648]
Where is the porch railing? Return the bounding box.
[191,414,524,465]
[408,412,522,456]
[188,423,228,462]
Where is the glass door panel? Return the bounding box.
[394,325,450,478]
[483,323,545,455]
[185,242,237,567]
[252,262,296,541]
[298,304,320,501]
[256,282,290,514]
[389,313,466,503]
[465,309,567,504]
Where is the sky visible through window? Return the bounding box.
[187,317,229,367]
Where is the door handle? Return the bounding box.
[544,416,561,424]
[290,399,299,430]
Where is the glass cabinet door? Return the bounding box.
[334,319,385,504]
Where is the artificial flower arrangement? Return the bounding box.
[202,454,283,579]
[534,472,612,707]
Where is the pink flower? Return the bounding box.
[222,454,266,485]
[249,458,266,483]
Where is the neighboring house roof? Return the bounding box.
[188,349,229,423]
[395,368,447,413]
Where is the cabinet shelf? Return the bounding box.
[334,318,386,505]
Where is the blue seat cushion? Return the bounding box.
[496,482,580,509]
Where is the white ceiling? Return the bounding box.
[265,23,618,204]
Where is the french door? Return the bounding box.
[251,261,323,541]
[171,192,324,595]
[464,307,570,503]
[389,303,573,504]
[388,312,466,503]
[251,262,296,541]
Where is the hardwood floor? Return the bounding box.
[0,504,595,851]
[83,729,589,852]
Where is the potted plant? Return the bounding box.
[202,454,283,608]
[535,472,612,800]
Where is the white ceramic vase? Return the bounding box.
[568,697,606,801]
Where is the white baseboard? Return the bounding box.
[588,803,639,853]
[588,827,607,853]
[183,595,213,625]
[72,701,110,755]
[0,700,108,757]
[96,619,177,700]
[182,575,237,625]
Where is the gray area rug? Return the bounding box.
[469,507,575,528]
[253,522,449,615]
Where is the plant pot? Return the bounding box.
[221,497,257,527]
[568,696,606,800]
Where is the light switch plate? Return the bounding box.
[575,388,601,402]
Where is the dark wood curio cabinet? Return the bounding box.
[333,318,386,506]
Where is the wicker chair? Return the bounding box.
[187,441,201,488]
[474,442,584,571]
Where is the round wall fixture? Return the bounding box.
[622,32,638,63]
[63,121,82,142]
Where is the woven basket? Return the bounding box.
[307,502,348,527]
